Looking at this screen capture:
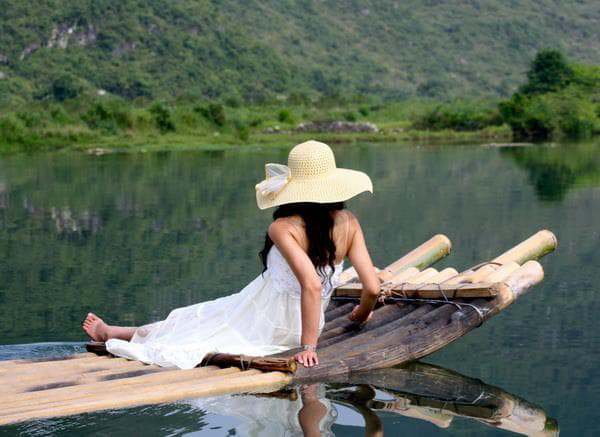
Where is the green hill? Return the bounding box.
[1,0,599,106]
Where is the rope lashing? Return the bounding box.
[467,260,504,271]
[333,294,487,327]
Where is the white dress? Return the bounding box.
[106,246,344,369]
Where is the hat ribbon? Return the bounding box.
[256,163,292,198]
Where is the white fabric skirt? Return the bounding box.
[105,271,328,369]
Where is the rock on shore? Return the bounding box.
[295,121,379,133]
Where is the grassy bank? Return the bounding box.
[1,50,597,154]
[0,98,511,153]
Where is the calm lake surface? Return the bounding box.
[1,141,599,436]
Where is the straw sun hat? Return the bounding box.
[255,140,373,209]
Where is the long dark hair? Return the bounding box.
[259,202,345,281]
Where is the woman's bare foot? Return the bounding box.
[82,313,111,342]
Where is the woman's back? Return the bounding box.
[272,209,356,265]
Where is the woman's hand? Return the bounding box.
[295,349,319,367]
[349,304,373,325]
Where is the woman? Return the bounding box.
[83,140,380,368]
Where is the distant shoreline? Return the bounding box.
[61,126,512,154]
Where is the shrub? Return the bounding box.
[48,104,71,125]
[412,103,502,131]
[50,74,83,101]
[82,101,133,134]
[0,114,26,144]
[234,119,250,141]
[16,111,46,128]
[224,96,242,108]
[248,117,263,127]
[343,111,357,122]
[358,106,370,117]
[277,109,294,123]
[500,88,599,140]
[149,102,176,133]
[195,103,226,126]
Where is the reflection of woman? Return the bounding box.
[82,140,380,369]
[189,384,337,436]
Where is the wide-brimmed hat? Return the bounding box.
[255,140,373,209]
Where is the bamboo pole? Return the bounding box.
[493,230,558,265]
[0,357,146,382]
[378,234,452,280]
[0,353,95,368]
[444,230,556,285]
[318,304,417,347]
[0,370,292,425]
[324,302,354,321]
[0,366,232,407]
[429,267,458,283]
[339,234,451,284]
[405,268,438,284]
[387,267,420,283]
[484,262,520,283]
[4,365,172,395]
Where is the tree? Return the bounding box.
[51,74,82,101]
[520,49,574,95]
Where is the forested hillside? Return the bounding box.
[1,0,599,106]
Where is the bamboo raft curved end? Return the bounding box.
[0,229,557,425]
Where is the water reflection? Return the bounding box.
[325,362,559,436]
[3,359,557,436]
[194,362,558,436]
[1,142,598,433]
[500,142,600,201]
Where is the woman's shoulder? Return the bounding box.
[333,209,359,228]
[268,217,302,240]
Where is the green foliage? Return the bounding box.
[149,102,176,133]
[233,119,249,142]
[1,0,599,106]
[500,50,600,140]
[195,103,226,126]
[50,73,83,101]
[277,109,294,124]
[358,106,370,117]
[0,114,27,145]
[343,111,358,122]
[412,102,502,131]
[82,101,133,133]
[520,49,575,95]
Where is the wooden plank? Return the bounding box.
[335,282,498,299]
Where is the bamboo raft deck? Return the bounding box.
[0,229,557,425]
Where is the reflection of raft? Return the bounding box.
[327,362,559,436]
[0,230,557,425]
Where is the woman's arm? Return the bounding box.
[346,213,380,323]
[269,219,322,367]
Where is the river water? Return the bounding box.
[0,141,598,435]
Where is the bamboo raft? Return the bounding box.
[0,229,557,425]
